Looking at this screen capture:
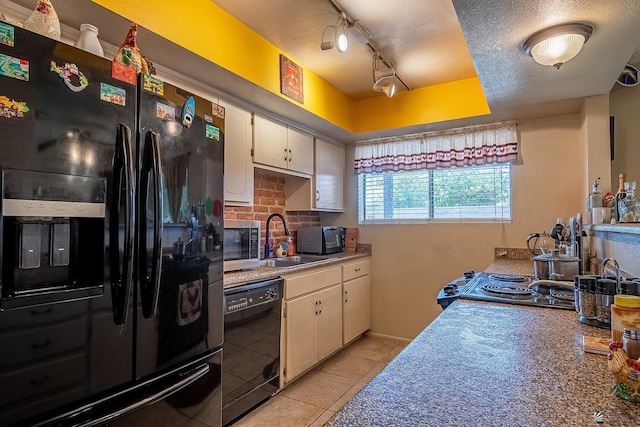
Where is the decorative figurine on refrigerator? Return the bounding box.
[114,23,150,74]
[23,0,61,40]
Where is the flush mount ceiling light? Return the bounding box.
[523,22,593,69]
[372,52,396,97]
[321,12,349,53]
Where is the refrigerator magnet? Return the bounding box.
[143,74,164,95]
[212,103,225,119]
[50,61,88,92]
[204,114,213,123]
[156,102,175,120]
[0,22,15,47]
[0,54,29,81]
[99,83,126,106]
[0,95,29,118]
[182,96,195,128]
[111,62,136,85]
[205,124,219,140]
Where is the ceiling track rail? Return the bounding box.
[328,0,412,92]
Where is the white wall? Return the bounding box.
[331,114,584,340]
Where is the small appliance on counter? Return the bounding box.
[223,220,261,271]
[296,226,345,255]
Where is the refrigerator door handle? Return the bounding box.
[108,124,135,325]
[139,131,163,318]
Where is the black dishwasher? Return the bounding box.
[222,277,283,426]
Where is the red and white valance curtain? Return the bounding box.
[354,122,518,174]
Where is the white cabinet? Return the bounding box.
[253,115,313,175]
[283,266,342,382]
[285,138,344,212]
[286,127,314,175]
[219,99,254,205]
[314,139,344,211]
[342,259,370,344]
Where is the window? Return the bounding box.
[358,163,511,223]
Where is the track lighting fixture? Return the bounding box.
[372,53,396,97]
[320,12,349,53]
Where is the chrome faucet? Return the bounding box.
[602,257,620,293]
[265,213,291,259]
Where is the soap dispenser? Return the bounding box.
[587,177,602,223]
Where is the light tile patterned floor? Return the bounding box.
[231,336,407,427]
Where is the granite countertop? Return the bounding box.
[326,252,640,426]
[326,301,639,426]
[223,244,371,288]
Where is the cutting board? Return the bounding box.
[344,228,358,252]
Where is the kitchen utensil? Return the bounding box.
[173,237,193,260]
[526,232,554,255]
[533,250,580,280]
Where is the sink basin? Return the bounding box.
[262,255,331,267]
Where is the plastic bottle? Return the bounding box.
[587,177,602,224]
[611,294,640,343]
[287,237,294,256]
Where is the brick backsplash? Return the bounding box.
[225,169,321,256]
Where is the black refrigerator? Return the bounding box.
[0,23,224,427]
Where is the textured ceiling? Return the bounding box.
[3,0,640,142]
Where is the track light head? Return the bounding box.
[320,12,349,53]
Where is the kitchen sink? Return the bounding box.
[262,255,332,267]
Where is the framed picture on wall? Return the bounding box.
[280,54,304,104]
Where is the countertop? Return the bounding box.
[326,253,640,427]
[223,245,371,288]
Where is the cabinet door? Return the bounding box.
[253,115,288,169]
[220,100,253,205]
[285,292,319,381]
[317,284,343,360]
[343,276,370,344]
[314,139,344,211]
[287,127,314,175]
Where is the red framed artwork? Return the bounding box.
[280,54,304,104]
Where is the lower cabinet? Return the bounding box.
[284,284,342,381]
[282,257,370,384]
[342,259,371,344]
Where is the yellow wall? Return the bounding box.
[353,77,490,133]
[93,0,490,135]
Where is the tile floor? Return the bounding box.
[231,336,407,427]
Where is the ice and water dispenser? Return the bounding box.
[1,168,106,304]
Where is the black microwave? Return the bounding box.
[296,226,345,255]
[223,220,261,271]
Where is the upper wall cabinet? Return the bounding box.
[286,138,345,212]
[253,115,314,176]
[314,139,344,211]
[220,99,254,206]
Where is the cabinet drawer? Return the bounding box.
[342,259,370,282]
[285,266,341,300]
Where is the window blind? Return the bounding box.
[358,163,512,223]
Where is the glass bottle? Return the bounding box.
[618,181,637,222]
[587,177,602,224]
[614,173,627,222]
